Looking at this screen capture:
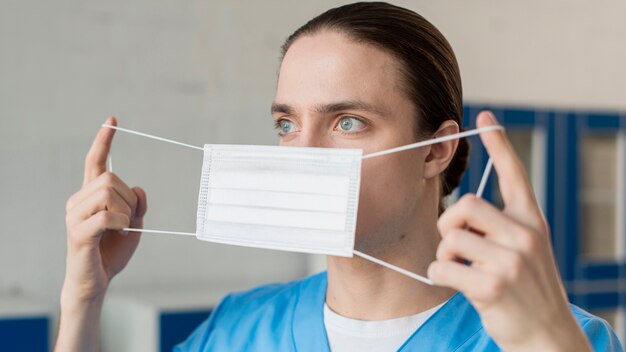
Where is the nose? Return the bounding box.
[298,131,329,148]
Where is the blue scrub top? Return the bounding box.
[175,272,623,351]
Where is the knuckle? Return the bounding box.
[447,229,464,244]
[429,262,446,281]
[439,235,457,256]
[435,243,448,260]
[101,171,116,184]
[437,210,456,234]
[438,233,458,255]
[528,214,550,238]
[99,186,116,203]
[459,194,479,209]
[65,196,75,212]
[66,190,84,212]
[95,211,112,227]
[65,213,74,226]
[517,229,538,253]
[436,214,448,233]
[482,276,506,300]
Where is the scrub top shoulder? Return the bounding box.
[174,272,624,352]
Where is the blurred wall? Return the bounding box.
[1,0,625,307]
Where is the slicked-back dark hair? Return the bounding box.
[280,2,468,213]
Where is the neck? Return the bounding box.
[325,210,455,320]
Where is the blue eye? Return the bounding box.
[337,116,365,133]
[276,119,295,135]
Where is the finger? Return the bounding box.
[128,187,147,234]
[68,172,137,213]
[437,228,512,267]
[71,211,130,244]
[476,111,535,209]
[428,260,504,301]
[83,117,117,186]
[439,194,525,248]
[66,186,132,225]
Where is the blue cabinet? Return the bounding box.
[0,297,52,352]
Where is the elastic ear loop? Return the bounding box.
[102,123,504,286]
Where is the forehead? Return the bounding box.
[275,30,409,113]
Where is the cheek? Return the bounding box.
[356,151,424,233]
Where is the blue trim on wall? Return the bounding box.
[160,309,212,352]
[566,112,580,285]
[579,263,620,280]
[579,292,620,310]
[576,113,622,282]
[545,111,557,253]
[0,317,49,352]
[500,107,535,126]
[585,113,621,130]
[551,111,573,282]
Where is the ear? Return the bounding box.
[423,120,460,180]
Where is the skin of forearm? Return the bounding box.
[54,289,105,352]
[505,313,592,352]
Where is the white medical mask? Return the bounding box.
[103,123,503,285]
[197,144,362,257]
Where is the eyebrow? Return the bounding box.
[270,100,387,117]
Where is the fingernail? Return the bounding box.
[486,111,498,124]
[121,230,129,236]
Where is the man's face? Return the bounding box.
[272,30,431,253]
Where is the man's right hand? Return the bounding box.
[62,116,147,303]
[55,117,147,352]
